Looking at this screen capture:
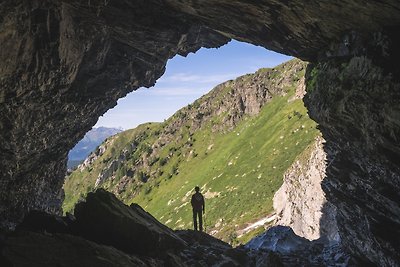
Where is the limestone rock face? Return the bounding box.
[304,56,400,266]
[273,136,339,242]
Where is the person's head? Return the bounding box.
[195,186,200,192]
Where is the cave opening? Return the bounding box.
[94,40,291,129]
[67,40,291,171]
[64,40,314,246]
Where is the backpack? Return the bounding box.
[191,192,204,210]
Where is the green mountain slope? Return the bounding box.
[63,59,319,243]
[68,127,122,170]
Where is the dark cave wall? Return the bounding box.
[1,0,400,265]
[304,54,400,265]
[0,0,229,228]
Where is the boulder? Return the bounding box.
[246,225,351,266]
[72,189,186,256]
[1,188,354,266]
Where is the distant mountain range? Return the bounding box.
[67,127,122,169]
[64,59,319,244]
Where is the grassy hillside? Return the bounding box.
[68,127,122,164]
[63,59,319,243]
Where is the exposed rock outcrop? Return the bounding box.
[73,189,186,256]
[246,225,350,266]
[273,136,339,242]
[79,141,108,171]
[2,189,283,266]
[68,127,122,170]
[304,56,400,266]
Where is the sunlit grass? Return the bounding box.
[63,59,319,243]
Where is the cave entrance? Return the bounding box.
[63,40,323,245]
[67,40,291,171]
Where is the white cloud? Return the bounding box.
[134,86,210,97]
[92,41,293,130]
[165,73,202,82]
[161,72,242,84]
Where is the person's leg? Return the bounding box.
[199,211,203,232]
[193,209,198,231]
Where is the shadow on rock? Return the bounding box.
[246,225,351,266]
[1,189,282,266]
[71,189,186,256]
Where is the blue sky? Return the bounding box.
[95,40,292,130]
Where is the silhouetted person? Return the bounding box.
[191,186,205,231]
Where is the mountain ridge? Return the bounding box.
[67,127,122,169]
[64,59,319,243]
